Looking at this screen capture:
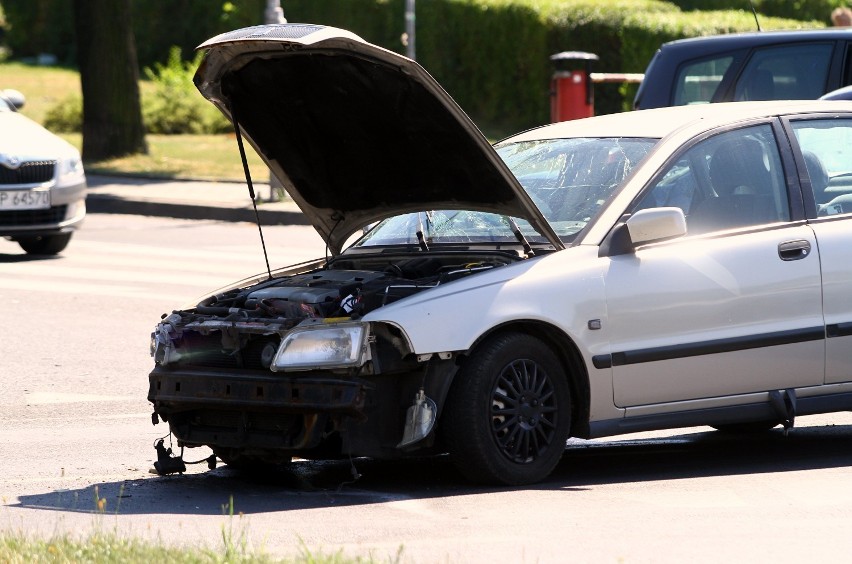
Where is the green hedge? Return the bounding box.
[671,0,847,24]
[0,0,823,134]
[0,0,268,66]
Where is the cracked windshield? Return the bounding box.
[355,137,656,248]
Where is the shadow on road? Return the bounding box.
[13,423,852,516]
[0,250,63,262]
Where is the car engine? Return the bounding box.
[151,251,519,372]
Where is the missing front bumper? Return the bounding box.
[148,368,370,451]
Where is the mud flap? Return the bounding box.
[769,389,797,435]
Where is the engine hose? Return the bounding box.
[194,305,232,315]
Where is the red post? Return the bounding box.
[551,70,593,122]
[549,52,598,123]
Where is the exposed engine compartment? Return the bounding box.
[151,250,521,372]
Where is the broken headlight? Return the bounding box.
[150,314,182,366]
[271,322,369,372]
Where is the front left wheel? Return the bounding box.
[442,332,572,485]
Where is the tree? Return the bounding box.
[72,0,147,160]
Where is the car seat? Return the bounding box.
[802,150,829,204]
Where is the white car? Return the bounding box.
[0,89,86,254]
[148,24,852,485]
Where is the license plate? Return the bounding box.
[0,190,51,210]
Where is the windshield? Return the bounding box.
[354,210,542,247]
[352,137,656,249]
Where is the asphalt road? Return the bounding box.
[3,214,852,563]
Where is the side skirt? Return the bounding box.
[588,391,852,439]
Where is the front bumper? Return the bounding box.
[148,367,371,452]
[149,367,369,414]
[0,178,86,237]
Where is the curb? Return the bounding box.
[84,174,309,225]
[85,194,310,225]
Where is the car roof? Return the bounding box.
[659,28,852,55]
[499,100,852,144]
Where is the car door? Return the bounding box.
[787,116,852,385]
[604,122,825,408]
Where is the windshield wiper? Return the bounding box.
[503,216,534,258]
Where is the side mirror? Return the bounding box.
[626,207,687,246]
[601,207,687,257]
[1,89,26,111]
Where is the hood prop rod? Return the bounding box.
[229,99,273,280]
[415,211,429,252]
[503,215,534,258]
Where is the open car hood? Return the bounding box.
[195,24,562,254]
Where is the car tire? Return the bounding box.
[17,232,73,255]
[442,332,571,485]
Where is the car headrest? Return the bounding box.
[709,137,771,197]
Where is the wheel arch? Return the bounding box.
[445,319,591,439]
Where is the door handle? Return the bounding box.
[778,239,811,261]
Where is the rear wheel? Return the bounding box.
[17,232,73,255]
[442,332,571,485]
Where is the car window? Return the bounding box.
[636,124,790,235]
[673,55,734,105]
[791,118,852,215]
[734,44,833,101]
[845,44,852,87]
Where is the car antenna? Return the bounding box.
[748,0,762,31]
[228,98,273,280]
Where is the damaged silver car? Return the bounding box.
[149,23,852,485]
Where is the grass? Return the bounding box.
[0,531,388,563]
[0,531,264,563]
[0,494,403,563]
[58,133,267,182]
[3,61,265,181]
[0,489,406,563]
[2,61,85,125]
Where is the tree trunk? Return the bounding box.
[73,0,147,160]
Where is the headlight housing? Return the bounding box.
[57,153,84,185]
[271,322,369,372]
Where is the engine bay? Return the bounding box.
[151,250,521,371]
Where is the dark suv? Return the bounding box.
[634,29,852,109]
